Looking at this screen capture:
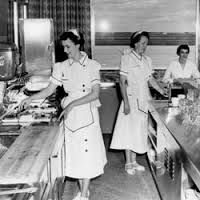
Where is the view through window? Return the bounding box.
[91,0,196,69]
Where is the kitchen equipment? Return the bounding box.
[148,109,182,200]
[0,81,6,103]
[178,94,186,100]
[99,82,121,134]
[19,19,55,76]
[171,97,179,107]
[0,43,17,81]
[0,102,21,121]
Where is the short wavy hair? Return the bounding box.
[59,30,85,47]
[176,44,190,56]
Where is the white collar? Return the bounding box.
[68,51,88,66]
[131,49,142,61]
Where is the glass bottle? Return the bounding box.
[168,83,172,106]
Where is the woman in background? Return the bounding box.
[20,29,107,200]
[110,31,166,175]
[163,44,200,84]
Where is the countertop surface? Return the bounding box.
[0,124,60,185]
[100,69,120,83]
[149,101,200,188]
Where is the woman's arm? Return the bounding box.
[58,83,100,120]
[120,75,128,103]
[29,82,57,100]
[69,84,100,107]
[20,82,58,109]
[119,74,130,115]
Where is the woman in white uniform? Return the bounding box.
[110,31,166,175]
[163,44,200,84]
[20,29,107,200]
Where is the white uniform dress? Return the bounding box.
[110,49,152,154]
[163,59,200,83]
[50,52,107,179]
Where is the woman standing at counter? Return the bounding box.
[20,29,107,200]
[110,31,166,175]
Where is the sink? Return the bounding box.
[0,134,18,159]
[0,135,18,148]
[0,125,20,158]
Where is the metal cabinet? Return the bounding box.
[19,19,55,75]
[43,131,66,200]
[148,110,182,200]
[99,83,121,134]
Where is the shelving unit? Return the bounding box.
[147,105,182,200]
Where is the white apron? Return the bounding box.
[61,92,107,178]
[61,92,94,132]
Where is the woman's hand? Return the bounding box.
[19,97,32,111]
[159,88,168,97]
[58,103,73,121]
[123,102,130,115]
[156,82,168,97]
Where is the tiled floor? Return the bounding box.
[62,134,161,200]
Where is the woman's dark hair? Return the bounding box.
[130,31,150,48]
[176,44,190,56]
[59,30,85,48]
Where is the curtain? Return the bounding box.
[28,0,92,58]
[7,0,14,43]
[8,0,28,43]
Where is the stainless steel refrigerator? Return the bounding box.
[19,18,55,75]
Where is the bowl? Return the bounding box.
[178,94,186,100]
[171,97,179,107]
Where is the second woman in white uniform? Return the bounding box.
[20,29,107,200]
[110,31,166,175]
[162,44,200,84]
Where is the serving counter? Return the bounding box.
[0,123,65,200]
[148,101,200,200]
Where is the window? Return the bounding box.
[91,0,196,69]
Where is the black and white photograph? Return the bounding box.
[0,0,199,200]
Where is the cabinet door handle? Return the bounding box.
[52,154,58,158]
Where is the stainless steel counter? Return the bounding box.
[149,101,200,189]
[0,124,61,185]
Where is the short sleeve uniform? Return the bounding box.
[163,60,200,83]
[110,49,153,153]
[50,52,107,179]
